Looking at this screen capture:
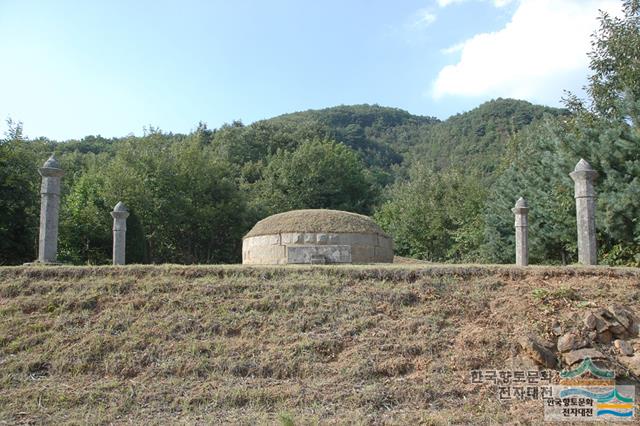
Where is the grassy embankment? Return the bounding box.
[1,264,639,424]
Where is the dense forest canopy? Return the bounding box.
[1,0,638,266]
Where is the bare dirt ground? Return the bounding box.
[1,264,639,424]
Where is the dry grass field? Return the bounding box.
[1,264,640,424]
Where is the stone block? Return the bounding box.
[261,234,281,246]
[563,348,605,366]
[614,339,634,356]
[310,254,326,264]
[557,333,587,353]
[618,353,640,375]
[351,245,375,263]
[243,238,255,249]
[244,234,281,248]
[287,245,351,264]
[244,245,285,264]
[316,234,328,244]
[327,234,340,244]
[303,233,316,244]
[338,233,377,246]
[374,246,394,262]
[609,304,636,331]
[518,334,557,368]
[584,312,597,330]
[377,235,393,250]
[281,233,304,244]
[597,330,613,344]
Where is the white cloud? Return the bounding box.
[432,0,621,103]
[410,9,437,29]
[437,0,465,6]
[441,42,465,55]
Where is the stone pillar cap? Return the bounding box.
[42,154,62,169]
[514,197,528,208]
[512,197,529,215]
[39,154,64,177]
[574,158,595,172]
[111,201,130,219]
[570,158,598,183]
[113,201,128,212]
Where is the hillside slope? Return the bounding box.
[262,99,566,175]
[1,265,639,424]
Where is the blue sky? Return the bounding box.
[0,0,621,140]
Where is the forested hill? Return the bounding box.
[260,99,566,175]
[416,99,568,173]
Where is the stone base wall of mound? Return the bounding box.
[242,232,393,264]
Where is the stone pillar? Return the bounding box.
[569,159,598,265]
[111,202,129,265]
[512,197,529,266]
[37,154,64,263]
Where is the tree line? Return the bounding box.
[1,0,638,266]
